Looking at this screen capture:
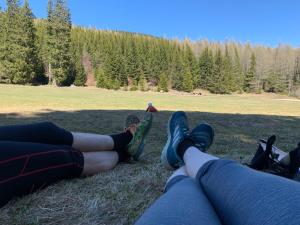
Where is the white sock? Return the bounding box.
[184,147,219,178]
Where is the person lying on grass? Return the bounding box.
[0,113,152,208]
[136,111,300,225]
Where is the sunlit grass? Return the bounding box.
[0,84,299,225]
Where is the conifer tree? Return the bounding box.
[208,49,222,93]
[232,47,244,92]
[199,48,214,90]
[0,7,6,81]
[17,0,40,83]
[221,46,235,93]
[244,53,257,93]
[183,43,198,87]
[158,72,169,92]
[3,0,22,83]
[182,66,194,92]
[46,0,72,86]
[294,55,300,88]
[0,0,38,84]
[265,70,286,93]
[172,50,184,90]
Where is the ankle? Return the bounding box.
[177,138,195,159]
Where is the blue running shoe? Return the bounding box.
[189,123,214,152]
[161,111,190,169]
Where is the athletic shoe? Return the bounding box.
[127,112,153,160]
[161,111,190,169]
[124,114,140,130]
[188,123,214,152]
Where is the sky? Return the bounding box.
[0,0,299,47]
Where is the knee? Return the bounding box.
[41,122,58,130]
[101,154,118,171]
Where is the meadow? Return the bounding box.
[0,84,299,225]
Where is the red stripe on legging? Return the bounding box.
[20,156,29,175]
[0,149,79,165]
[0,162,81,184]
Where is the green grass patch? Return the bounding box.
[0,84,299,224]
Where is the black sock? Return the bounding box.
[110,130,133,151]
[177,138,195,159]
[116,147,131,162]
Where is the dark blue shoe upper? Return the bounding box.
[189,123,214,152]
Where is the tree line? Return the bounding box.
[0,0,299,95]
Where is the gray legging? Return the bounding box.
[136,160,300,225]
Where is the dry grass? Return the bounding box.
[0,84,299,225]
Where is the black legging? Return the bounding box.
[0,122,84,208]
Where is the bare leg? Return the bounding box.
[81,151,119,176]
[72,132,114,152]
[184,147,219,178]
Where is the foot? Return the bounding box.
[127,112,153,160]
[188,123,214,152]
[124,114,140,134]
[161,111,189,169]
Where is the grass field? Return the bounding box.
[0,84,300,225]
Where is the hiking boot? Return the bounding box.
[127,112,153,161]
[161,111,190,169]
[189,123,214,152]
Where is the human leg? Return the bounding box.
[0,121,131,152]
[135,168,221,225]
[0,114,152,161]
[81,151,118,176]
[0,122,73,145]
[161,111,300,225]
[194,158,300,225]
[0,141,83,208]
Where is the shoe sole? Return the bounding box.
[161,113,174,169]
[132,115,153,160]
[132,134,147,161]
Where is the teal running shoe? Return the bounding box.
[161,111,190,169]
[189,123,214,152]
[127,112,153,161]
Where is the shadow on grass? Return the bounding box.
[1,109,299,159]
[0,109,299,225]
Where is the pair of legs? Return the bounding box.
[136,111,300,225]
[0,116,152,207]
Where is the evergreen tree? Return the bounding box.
[244,53,257,93]
[172,50,185,90]
[232,47,244,92]
[182,67,194,92]
[46,0,72,86]
[0,0,38,84]
[208,49,222,93]
[265,70,286,93]
[17,0,40,83]
[221,46,235,93]
[158,72,168,92]
[73,61,86,86]
[183,42,198,87]
[138,72,147,91]
[0,7,6,81]
[3,0,22,83]
[294,55,300,88]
